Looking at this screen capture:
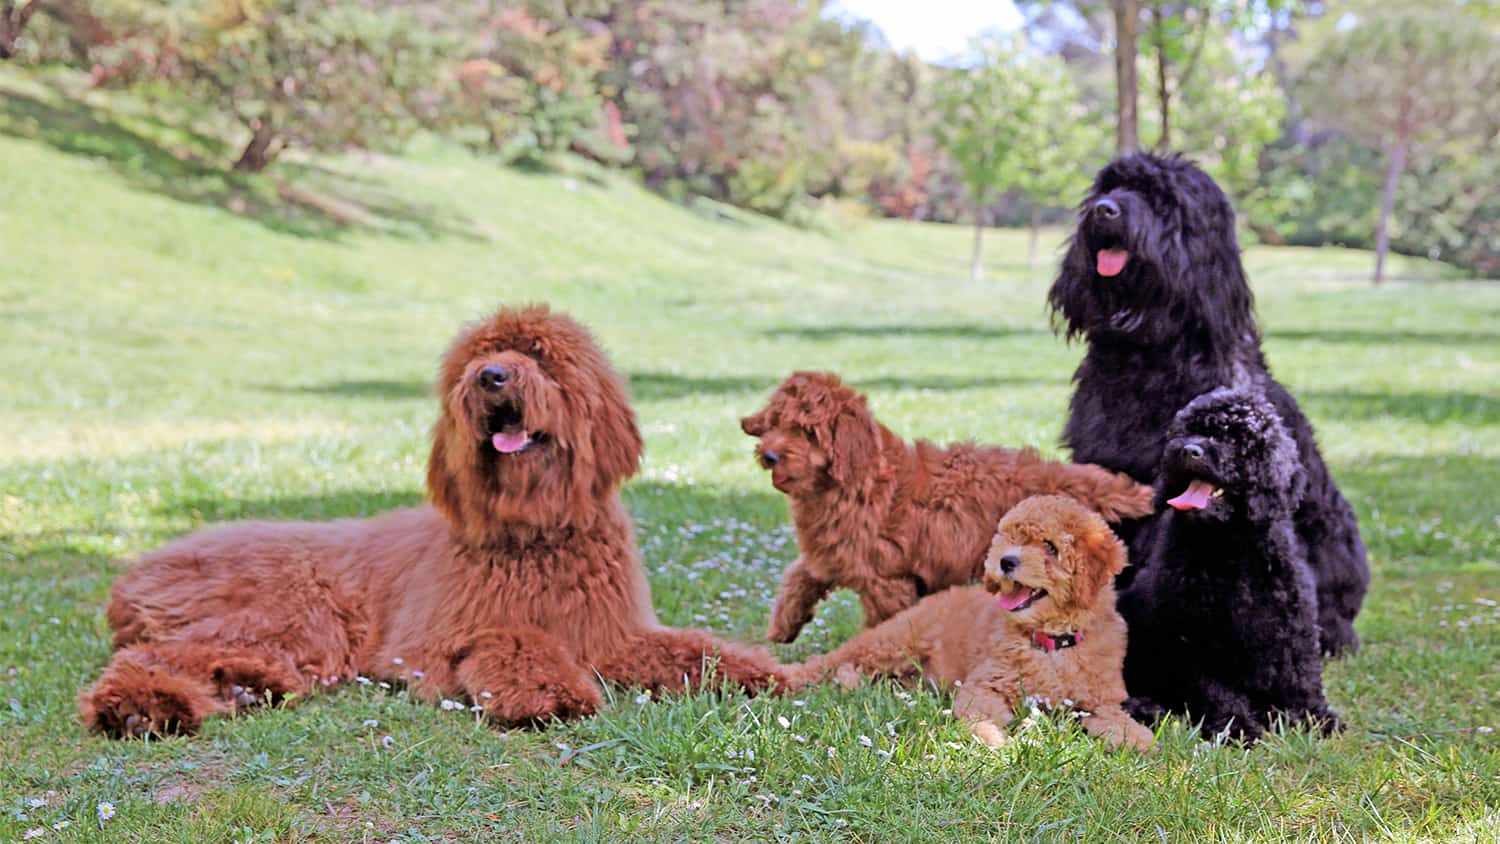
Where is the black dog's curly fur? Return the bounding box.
[1120,389,1340,742]
[1048,152,1368,656]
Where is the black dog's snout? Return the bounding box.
[478,365,509,392]
[760,449,781,467]
[998,554,1020,575]
[1092,197,1121,220]
[1181,442,1205,461]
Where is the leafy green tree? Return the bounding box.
[0,0,38,58]
[1301,7,1498,282]
[933,36,1035,281]
[1008,55,1112,270]
[100,0,455,172]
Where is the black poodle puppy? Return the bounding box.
[1047,152,1368,656]
[1120,388,1340,743]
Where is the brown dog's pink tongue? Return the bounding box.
[1097,249,1129,277]
[492,431,530,453]
[995,585,1035,611]
[1167,480,1216,511]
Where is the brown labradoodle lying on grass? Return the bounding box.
[81,305,788,738]
[741,372,1154,642]
[791,495,1153,751]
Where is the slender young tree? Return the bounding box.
[1302,8,1497,283]
[933,36,1031,281]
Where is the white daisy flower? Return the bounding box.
[857,735,873,748]
[97,802,116,821]
[634,692,651,705]
[777,715,791,729]
[362,719,379,728]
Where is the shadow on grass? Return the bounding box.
[1303,390,1500,426]
[630,371,1061,402]
[262,380,432,401]
[0,83,485,242]
[624,479,787,527]
[158,489,426,524]
[1268,328,1500,347]
[764,322,1049,342]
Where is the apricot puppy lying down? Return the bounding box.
[791,495,1153,751]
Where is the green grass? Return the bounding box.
[3,67,1499,842]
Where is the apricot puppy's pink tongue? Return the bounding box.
[492,431,530,453]
[1167,480,1216,511]
[1097,249,1129,277]
[995,584,1035,611]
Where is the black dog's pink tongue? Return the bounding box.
[1097,249,1129,277]
[1167,480,1216,511]
[492,431,530,453]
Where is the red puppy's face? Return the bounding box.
[740,372,879,500]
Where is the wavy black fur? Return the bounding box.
[1048,152,1367,656]
[1120,389,1340,742]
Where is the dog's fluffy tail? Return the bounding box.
[1012,450,1155,522]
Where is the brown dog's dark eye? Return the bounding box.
[1044,541,1058,556]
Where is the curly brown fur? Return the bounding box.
[791,496,1153,751]
[741,372,1155,642]
[1048,153,1368,657]
[80,305,788,739]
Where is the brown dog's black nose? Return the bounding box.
[478,365,509,392]
[998,554,1020,575]
[1092,197,1121,220]
[760,449,780,468]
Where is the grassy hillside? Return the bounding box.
[3,68,1499,841]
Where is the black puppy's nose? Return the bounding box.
[1092,197,1121,220]
[999,554,1020,575]
[761,449,780,467]
[478,365,509,392]
[1181,442,1205,460]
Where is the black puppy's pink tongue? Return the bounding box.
[1167,479,1216,511]
[1097,249,1129,277]
[492,431,530,453]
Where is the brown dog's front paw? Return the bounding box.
[480,677,602,726]
[766,612,807,644]
[81,665,218,739]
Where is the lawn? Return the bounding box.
[2,69,1499,842]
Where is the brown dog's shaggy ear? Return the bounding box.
[741,409,770,437]
[588,372,644,497]
[827,401,879,487]
[1070,518,1129,610]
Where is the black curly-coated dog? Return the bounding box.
[1048,152,1368,657]
[1119,388,1340,742]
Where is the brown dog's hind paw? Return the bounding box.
[81,663,219,739]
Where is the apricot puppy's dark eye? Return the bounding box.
[1044,541,1058,556]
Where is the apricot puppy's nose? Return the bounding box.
[761,450,780,467]
[998,554,1020,575]
[478,365,509,392]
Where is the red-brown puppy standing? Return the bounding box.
[741,372,1155,642]
[81,305,787,737]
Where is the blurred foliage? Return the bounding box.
[1,0,1496,274]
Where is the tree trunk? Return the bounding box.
[1373,137,1407,285]
[972,209,984,281]
[234,119,279,173]
[1153,3,1170,150]
[0,1,41,60]
[1112,0,1140,154]
[1028,204,1041,272]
